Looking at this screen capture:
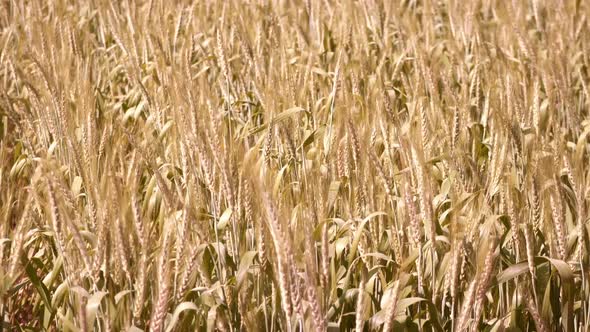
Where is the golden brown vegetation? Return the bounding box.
[1,0,589,331]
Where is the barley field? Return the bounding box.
[1,0,589,331]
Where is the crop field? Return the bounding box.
[1,0,590,331]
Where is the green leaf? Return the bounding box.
[57,311,81,332]
[543,257,574,282]
[86,291,108,331]
[299,127,325,151]
[71,176,83,196]
[236,251,258,290]
[51,280,70,309]
[496,257,573,285]
[359,252,395,264]
[247,107,305,136]
[206,305,219,332]
[334,236,349,258]
[42,255,63,289]
[396,297,426,314]
[496,261,530,284]
[217,208,233,231]
[326,181,341,212]
[541,276,553,322]
[9,155,29,179]
[542,257,573,331]
[164,302,199,332]
[347,212,387,263]
[24,258,54,313]
[115,290,134,305]
[496,257,547,284]
[272,165,289,196]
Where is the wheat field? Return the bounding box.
[1,0,589,331]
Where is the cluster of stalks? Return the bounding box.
[0,0,589,331]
